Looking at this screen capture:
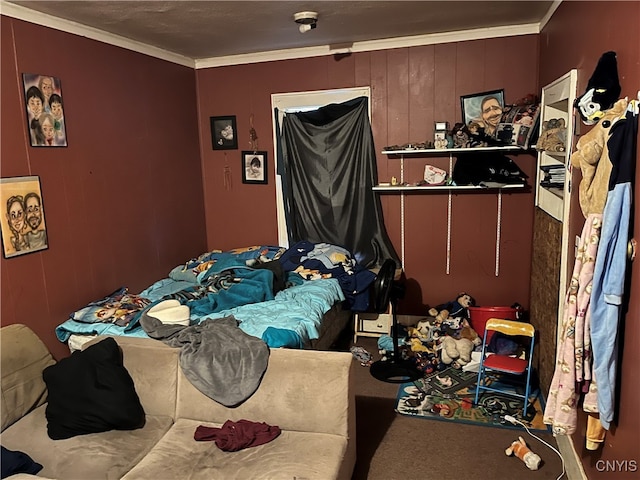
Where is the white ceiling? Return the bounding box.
[1,1,558,68]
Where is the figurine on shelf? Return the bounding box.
[451,123,471,148]
[466,121,490,147]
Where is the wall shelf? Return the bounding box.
[373,183,525,192]
[535,69,578,222]
[376,145,529,276]
[382,145,524,155]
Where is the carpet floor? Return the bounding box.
[341,335,567,480]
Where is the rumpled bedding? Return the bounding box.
[55,244,355,349]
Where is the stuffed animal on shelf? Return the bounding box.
[438,336,475,368]
[505,436,542,471]
[536,118,567,152]
[451,122,471,148]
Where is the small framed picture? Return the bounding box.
[23,73,68,147]
[210,115,238,150]
[242,151,268,184]
[1,175,48,258]
[460,89,505,137]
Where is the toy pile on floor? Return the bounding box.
[377,293,482,374]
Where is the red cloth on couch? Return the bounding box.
[194,419,281,451]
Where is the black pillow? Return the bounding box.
[43,337,145,440]
[1,446,43,478]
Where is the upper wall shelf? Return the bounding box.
[381,146,525,155]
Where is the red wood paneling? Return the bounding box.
[540,2,640,477]
[195,36,539,314]
[1,17,206,359]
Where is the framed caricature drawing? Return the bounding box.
[0,176,48,258]
[23,73,67,147]
[460,89,505,137]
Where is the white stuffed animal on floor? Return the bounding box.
[439,336,474,368]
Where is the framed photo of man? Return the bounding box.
[460,89,505,137]
[242,151,268,184]
[1,176,48,258]
[210,115,238,150]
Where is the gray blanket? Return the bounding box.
[140,314,269,407]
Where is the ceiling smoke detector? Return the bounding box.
[294,11,318,33]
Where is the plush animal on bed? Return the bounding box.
[428,293,475,321]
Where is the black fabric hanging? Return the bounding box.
[280,96,399,268]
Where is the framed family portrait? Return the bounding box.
[23,73,68,147]
[0,176,48,258]
[210,115,238,150]
[242,151,268,184]
[460,89,505,127]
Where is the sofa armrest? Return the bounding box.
[176,348,355,437]
[1,324,55,431]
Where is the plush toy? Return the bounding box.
[505,436,542,471]
[459,319,482,346]
[536,118,567,152]
[570,98,628,217]
[439,336,475,368]
[428,293,475,320]
[575,51,621,125]
[415,318,443,347]
[451,122,471,148]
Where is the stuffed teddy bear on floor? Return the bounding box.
[438,336,475,369]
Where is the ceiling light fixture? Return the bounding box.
[294,11,318,33]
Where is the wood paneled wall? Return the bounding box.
[539,2,640,477]
[196,35,540,314]
[0,17,208,359]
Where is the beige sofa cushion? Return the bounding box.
[122,418,348,480]
[0,405,173,480]
[1,324,55,431]
[85,335,180,419]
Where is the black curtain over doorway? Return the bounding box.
[280,96,399,268]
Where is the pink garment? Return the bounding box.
[543,214,601,435]
[194,419,281,451]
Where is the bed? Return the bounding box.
[56,242,376,351]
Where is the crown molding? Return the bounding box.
[0,1,195,68]
[2,1,542,70]
[195,23,540,69]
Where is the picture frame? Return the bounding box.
[460,89,505,128]
[22,73,68,147]
[210,115,238,150]
[1,175,49,258]
[241,151,268,184]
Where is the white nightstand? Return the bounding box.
[352,312,424,344]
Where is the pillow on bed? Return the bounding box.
[43,337,145,440]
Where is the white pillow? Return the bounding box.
[147,299,190,326]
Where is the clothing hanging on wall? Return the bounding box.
[543,213,602,435]
[589,98,638,431]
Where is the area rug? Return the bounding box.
[395,367,550,432]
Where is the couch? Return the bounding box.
[0,324,356,479]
